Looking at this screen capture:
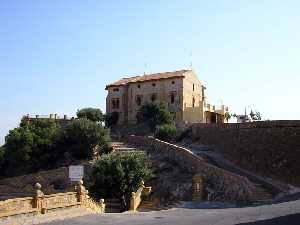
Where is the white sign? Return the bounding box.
[69,165,84,181]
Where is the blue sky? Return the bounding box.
[1,0,300,144]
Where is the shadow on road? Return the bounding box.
[236,213,300,225]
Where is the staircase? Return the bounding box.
[83,196,105,213]
[105,198,122,213]
[252,184,274,203]
[137,200,158,212]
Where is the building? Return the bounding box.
[24,114,74,129]
[105,69,228,126]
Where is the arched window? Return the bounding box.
[192,97,195,108]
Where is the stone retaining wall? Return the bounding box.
[124,135,256,203]
[191,121,300,186]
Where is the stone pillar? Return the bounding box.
[99,199,105,213]
[192,174,203,201]
[76,180,87,203]
[34,183,46,214]
[130,192,136,211]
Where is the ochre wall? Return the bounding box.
[182,71,205,123]
[127,77,184,124]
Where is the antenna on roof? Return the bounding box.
[189,51,193,69]
[144,62,148,75]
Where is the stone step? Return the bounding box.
[105,198,122,213]
[137,200,159,212]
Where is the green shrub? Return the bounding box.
[88,152,152,209]
[155,124,177,142]
[105,111,119,127]
[77,108,104,122]
[61,118,111,159]
[136,102,173,130]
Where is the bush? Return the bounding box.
[136,103,173,130]
[155,124,177,142]
[61,118,111,159]
[88,152,152,210]
[77,108,104,122]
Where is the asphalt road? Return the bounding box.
[41,199,300,225]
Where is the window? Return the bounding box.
[136,95,142,106]
[112,98,120,109]
[152,83,156,87]
[192,97,195,108]
[151,93,157,102]
[113,88,119,92]
[170,92,175,104]
[172,81,175,84]
[137,84,141,88]
[193,84,195,91]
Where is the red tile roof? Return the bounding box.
[106,69,191,89]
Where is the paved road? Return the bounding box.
[41,199,300,225]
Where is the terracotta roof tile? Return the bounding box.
[106,69,191,89]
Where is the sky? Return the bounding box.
[0,0,300,144]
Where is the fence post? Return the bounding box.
[34,183,46,214]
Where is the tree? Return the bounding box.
[61,118,111,159]
[224,112,231,122]
[155,124,177,142]
[105,112,119,127]
[88,152,152,210]
[2,119,61,176]
[136,102,173,129]
[77,108,104,122]
[0,146,5,172]
[250,110,262,121]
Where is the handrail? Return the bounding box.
[0,180,105,219]
[129,181,151,212]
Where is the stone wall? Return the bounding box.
[123,135,256,203]
[191,121,300,186]
[0,182,105,219]
[129,182,151,212]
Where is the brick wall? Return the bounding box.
[191,121,300,186]
[124,135,257,202]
